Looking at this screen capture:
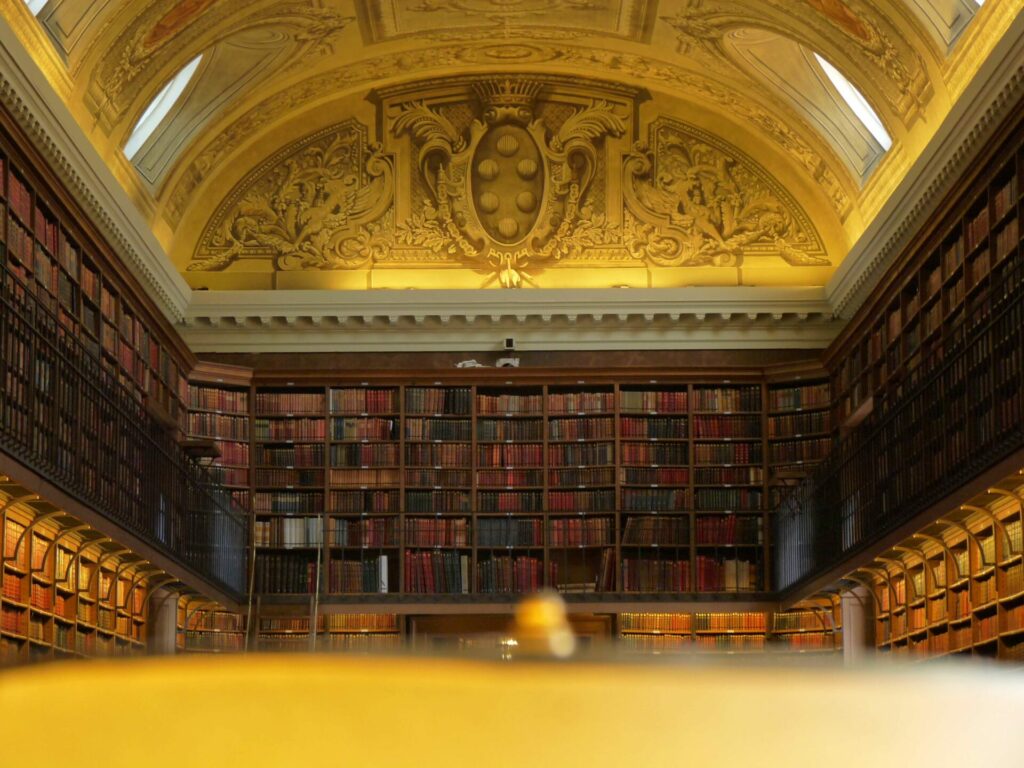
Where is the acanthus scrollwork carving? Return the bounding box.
[623,118,828,267]
[190,121,394,272]
[388,79,627,286]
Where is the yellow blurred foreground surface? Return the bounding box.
[1,654,1022,767]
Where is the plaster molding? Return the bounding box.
[0,15,190,322]
[181,314,841,354]
[827,9,1024,319]
[182,285,838,352]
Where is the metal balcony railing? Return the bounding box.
[0,264,247,598]
[775,254,1024,594]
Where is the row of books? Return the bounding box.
[692,415,761,438]
[476,443,541,466]
[254,418,325,441]
[254,516,324,548]
[693,466,763,484]
[255,468,321,487]
[548,490,616,512]
[693,488,762,510]
[694,557,759,591]
[329,490,400,513]
[692,386,759,412]
[253,554,317,594]
[186,612,245,632]
[189,386,248,413]
[330,388,397,414]
[477,419,543,441]
[476,393,543,414]
[694,515,761,544]
[548,417,614,441]
[770,438,832,463]
[767,411,829,437]
[622,558,689,591]
[548,467,615,486]
[476,556,551,593]
[404,418,471,441]
[479,518,544,547]
[622,517,688,545]
[334,417,397,441]
[260,444,323,467]
[994,175,1019,219]
[405,518,469,547]
[693,442,762,465]
[966,206,990,252]
[548,391,614,413]
[768,383,830,411]
[477,469,544,487]
[621,467,689,484]
[620,416,687,438]
[255,392,325,414]
[621,488,688,510]
[550,517,612,546]
[405,387,472,415]
[995,218,1019,260]
[621,443,688,465]
[406,443,471,465]
[403,552,469,593]
[329,517,398,547]
[620,390,688,413]
[548,442,615,466]
[328,557,389,593]
[330,468,401,487]
[405,469,472,486]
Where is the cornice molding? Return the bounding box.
[182,286,839,352]
[0,15,190,322]
[827,9,1024,319]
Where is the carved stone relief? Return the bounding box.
[190,76,829,285]
[165,43,852,227]
[357,0,657,43]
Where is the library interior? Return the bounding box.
[2,0,1024,763]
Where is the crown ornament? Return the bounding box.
[474,79,543,125]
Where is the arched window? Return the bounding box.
[123,55,202,160]
[813,54,892,151]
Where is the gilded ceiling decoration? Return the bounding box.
[163,40,853,228]
[83,0,353,133]
[661,0,933,124]
[357,0,657,43]
[5,0,1015,295]
[191,76,827,287]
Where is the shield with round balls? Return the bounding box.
[471,123,544,247]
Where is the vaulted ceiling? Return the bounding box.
[5,0,1015,293]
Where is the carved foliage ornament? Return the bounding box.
[191,120,394,272]
[623,118,827,267]
[190,76,829,283]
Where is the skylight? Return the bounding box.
[123,55,202,161]
[813,53,892,151]
[24,0,47,14]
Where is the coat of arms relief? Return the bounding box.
[190,75,828,284]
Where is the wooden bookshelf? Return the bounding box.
[866,475,1024,662]
[0,136,191,434]
[187,367,824,605]
[253,612,402,652]
[619,605,842,655]
[1,486,149,666]
[829,115,1024,430]
[177,601,247,654]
